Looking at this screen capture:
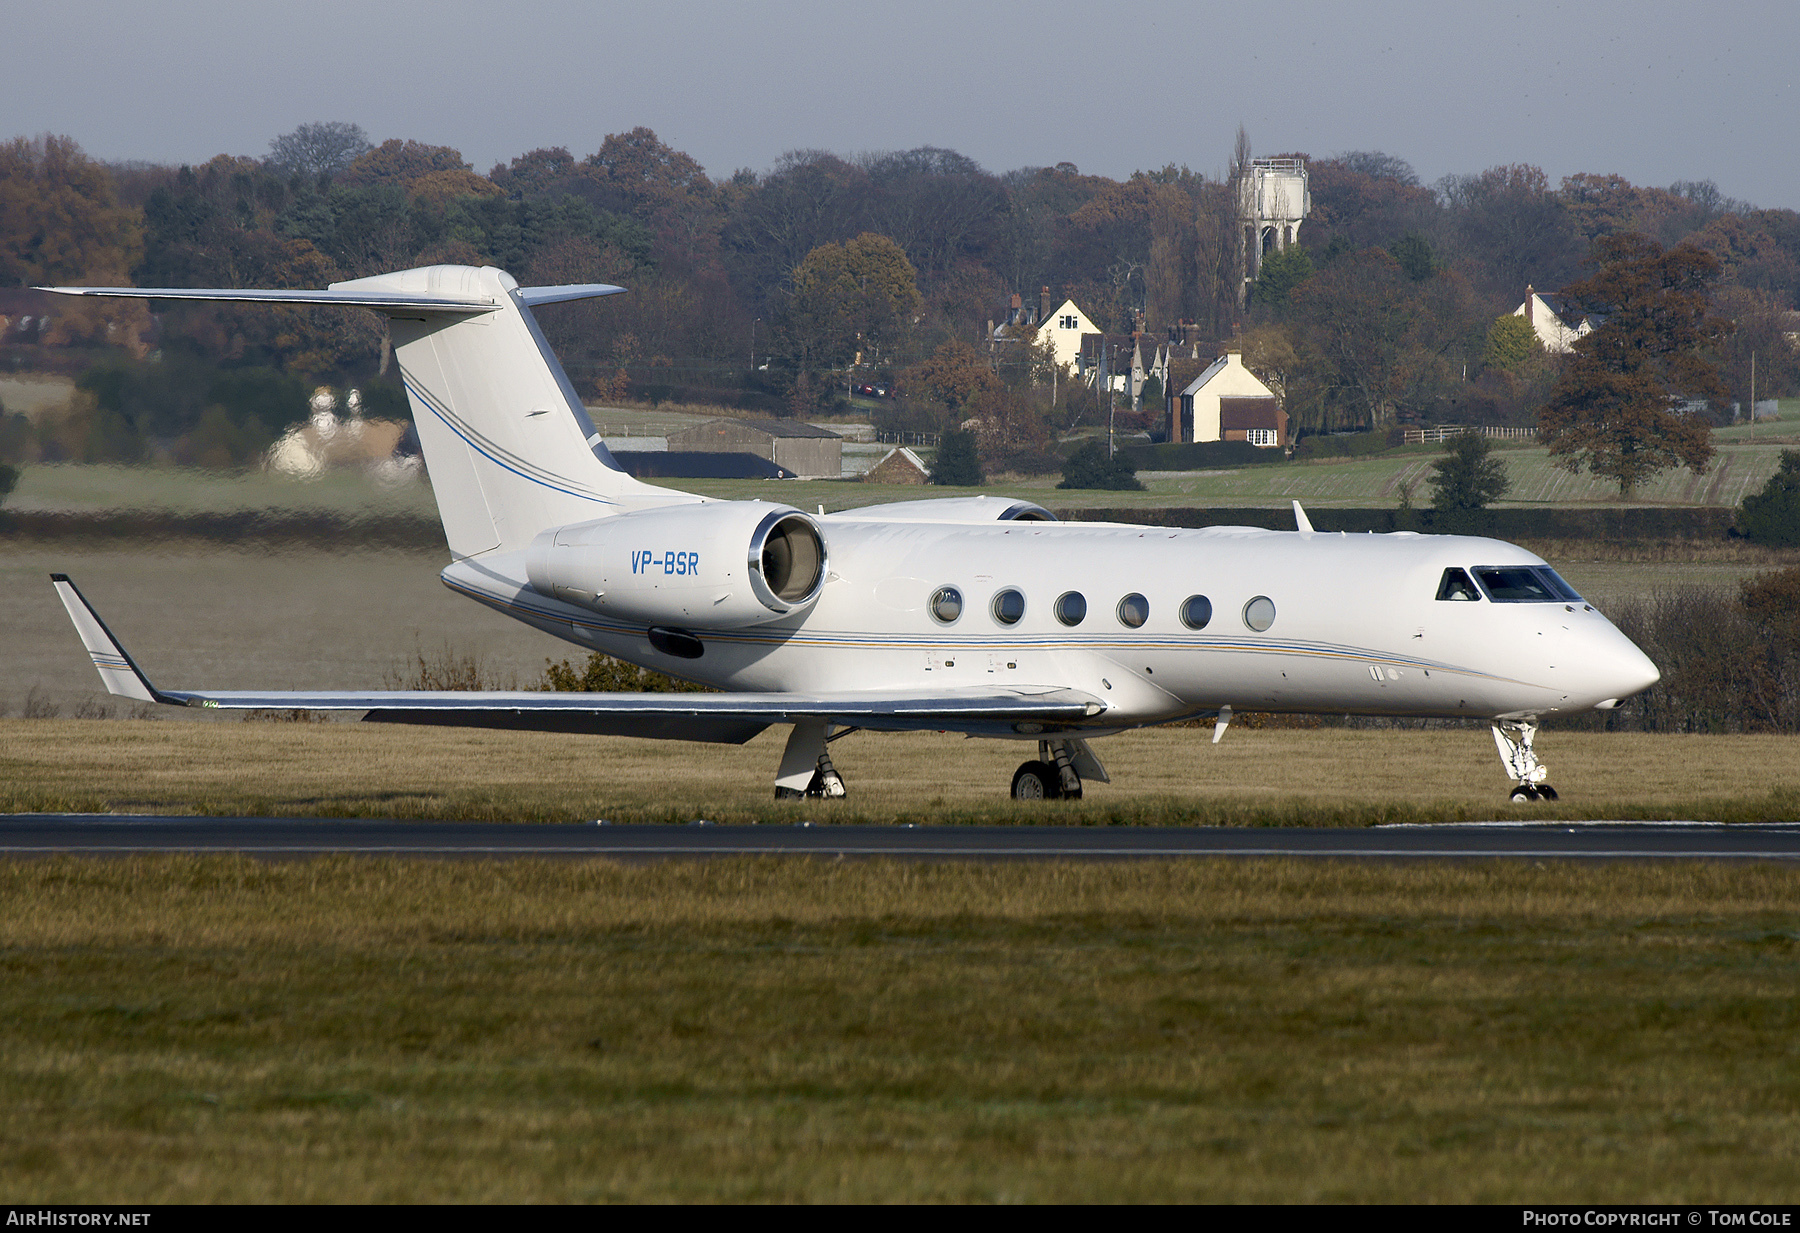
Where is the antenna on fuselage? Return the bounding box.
[1292,500,1314,534]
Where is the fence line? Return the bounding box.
[875,431,940,447]
[1403,425,1536,445]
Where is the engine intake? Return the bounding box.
[525,501,827,630]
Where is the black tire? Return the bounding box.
[1509,785,1539,803]
[1011,761,1060,800]
[1537,784,1559,802]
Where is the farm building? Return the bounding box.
[1170,352,1288,448]
[862,446,930,484]
[1513,285,1599,353]
[665,418,842,478]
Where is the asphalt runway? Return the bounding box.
[3,815,1800,859]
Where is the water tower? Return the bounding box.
[1240,157,1310,297]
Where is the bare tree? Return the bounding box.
[267,122,372,180]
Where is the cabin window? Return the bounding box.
[991,588,1025,626]
[1243,595,1276,632]
[1054,591,1087,626]
[1180,595,1213,629]
[1474,567,1584,603]
[929,586,963,624]
[1436,568,1481,601]
[1116,593,1149,628]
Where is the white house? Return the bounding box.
[1513,285,1598,353]
[1174,352,1287,447]
[1035,297,1100,375]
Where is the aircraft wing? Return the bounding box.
[52,575,1105,744]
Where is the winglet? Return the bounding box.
[50,575,176,705]
[1292,500,1314,534]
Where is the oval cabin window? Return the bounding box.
[930,586,963,624]
[1180,595,1213,630]
[1243,596,1276,632]
[1054,592,1087,627]
[991,588,1025,626]
[1116,593,1149,629]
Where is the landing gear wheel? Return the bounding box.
[806,768,847,799]
[1011,761,1061,800]
[1536,784,1559,802]
[1509,785,1540,804]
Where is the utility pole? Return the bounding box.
[1106,342,1116,458]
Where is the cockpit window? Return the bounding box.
[1474,566,1584,603]
[1436,568,1481,602]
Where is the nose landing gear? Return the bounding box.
[1493,720,1558,803]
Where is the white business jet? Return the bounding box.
[43,265,1659,804]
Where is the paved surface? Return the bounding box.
[3,816,1800,859]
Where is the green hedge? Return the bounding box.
[1120,441,1273,471]
[1291,429,1402,460]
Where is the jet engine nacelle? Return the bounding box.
[525,502,827,630]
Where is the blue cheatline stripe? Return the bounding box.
[440,576,1526,688]
[402,376,616,507]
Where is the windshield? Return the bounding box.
[1474,566,1584,603]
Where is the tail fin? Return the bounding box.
[41,265,688,558]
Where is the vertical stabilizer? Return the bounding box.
[334,266,685,557]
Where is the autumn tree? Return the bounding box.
[782,232,921,367]
[0,135,141,286]
[266,122,371,180]
[1438,164,1583,300]
[1286,248,1419,430]
[0,136,148,353]
[1537,235,1726,495]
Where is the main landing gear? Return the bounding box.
[1011,739,1087,801]
[774,718,849,800]
[1492,720,1559,803]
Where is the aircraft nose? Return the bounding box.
[1593,629,1660,707]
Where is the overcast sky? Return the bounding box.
[9,0,1798,207]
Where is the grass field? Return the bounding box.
[4,720,1799,824]
[1,857,1797,1202]
[8,423,1797,522]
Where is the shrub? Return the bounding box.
[539,654,711,693]
[932,427,984,486]
[1428,432,1512,511]
[1058,439,1144,491]
[1735,449,1800,546]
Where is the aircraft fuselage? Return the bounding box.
[444,518,1659,733]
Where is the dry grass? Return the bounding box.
[3,720,1799,824]
[0,857,1797,1202]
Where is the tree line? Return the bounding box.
[3,123,1798,470]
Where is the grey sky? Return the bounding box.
[9,0,1798,207]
